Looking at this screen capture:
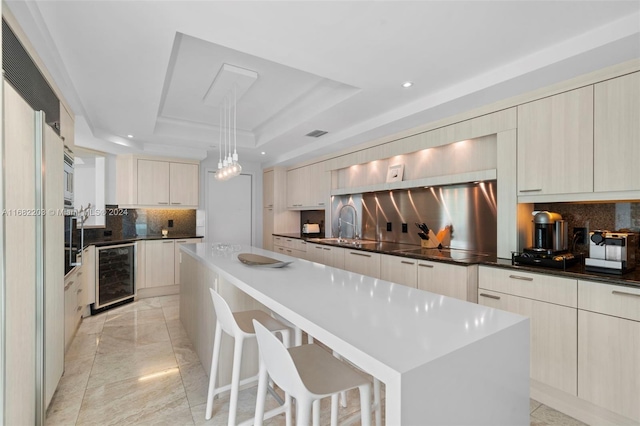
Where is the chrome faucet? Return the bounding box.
[338,204,359,240]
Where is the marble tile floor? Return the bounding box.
[46,295,587,426]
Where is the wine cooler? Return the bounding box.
[93,243,136,313]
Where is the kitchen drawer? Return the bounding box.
[344,250,380,278]
[295,239,308,252]
[380,254,417,288]
[578,280,640,321]
[274,245,304,259]
[272,236,287,248]
[478,266,577,307]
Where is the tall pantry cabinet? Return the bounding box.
[263,167,298,250]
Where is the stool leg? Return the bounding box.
[205,323,223,420]
[294,327,302,346]
[312,399,321,426]
[373,378,381,426]
[284,393,292,426]
[358,384,372,426]
[330,393,339,426]
[254,357,269,426]
[332,351,348,408]
[228,336,245,426]
[296,396,312,426]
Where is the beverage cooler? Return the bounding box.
[93,243,136,313]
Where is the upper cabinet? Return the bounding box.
[594,72,640,193]
[59,103,75,150]
[517,86,594,196]
[263,170,274,208]
[117,155,199,207]
[287,162,328,210]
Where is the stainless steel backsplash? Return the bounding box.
[353,181,497,253]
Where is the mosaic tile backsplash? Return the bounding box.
[534,202,640,258]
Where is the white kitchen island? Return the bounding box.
[180,243,530,425]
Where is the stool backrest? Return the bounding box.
[209,288,238,336]
[253,319,306,397]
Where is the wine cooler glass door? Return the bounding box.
[95,243,135,309]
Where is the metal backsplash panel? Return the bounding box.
[360,181,497,253]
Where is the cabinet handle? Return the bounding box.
[286,239,292,242]
[286,249,292,253]
[350,252,371,258]
[318,202,325,206]
[77,288,83,294]
[77,271,83,277]
[401,261,415,265]
[323,248,331,251]
[64,282,73,291]
[418,263,434,268]
[163,241,173,244]
[267,204,273,207]
[519,189,542,193]
[76,306,83,312]
[158,202,169,204]
[176,240,186,243]
[480,293,501,300]
[509,275,533,281]
[612,290,640,299]
[171,202,182,205]
[315,247,323,250]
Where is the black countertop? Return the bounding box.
[273,233,640,289]
[87,235,203,248]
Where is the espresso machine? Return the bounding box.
[524,211,568,255]
[585,231,637,274]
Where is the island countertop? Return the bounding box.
[180,243,530,425]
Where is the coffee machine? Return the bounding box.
[524,211,568,255]
[585,231,637,274]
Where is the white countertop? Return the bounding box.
[181,243,526,376]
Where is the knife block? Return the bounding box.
[420,230,441,248]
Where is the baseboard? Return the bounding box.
[531,380,639,426]
[136,285,180,299]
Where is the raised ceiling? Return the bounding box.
[6,1,640,166]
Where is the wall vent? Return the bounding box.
[2,18,60,134]
[305,130,328,138]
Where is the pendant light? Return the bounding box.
[215,86,242,181]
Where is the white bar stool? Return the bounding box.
[206,288,291,425]
[253,320,372,426]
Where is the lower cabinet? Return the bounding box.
[380,254,417,287]
[577,280,640,422]
[144,240,176,288]
[64,269,82,353]
[174,238,203,284]
[478,266,578,396]
[273,236,307,260]
[344,250,380,278]
[306,243,345,269]
[417,260,469,300]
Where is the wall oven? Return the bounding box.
[63,147,74,207]
[92,243,136,313]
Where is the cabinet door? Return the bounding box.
[517,86,593,195]
[594,72,640,192]
[322,246,345,269]
[144,240,175,287]
[137,160,170,205]
[417,261,468,301]
[308,163,328,208]
[380,254,417,288]
[478,290,577,396]
[263,170,274,208]
[59,103,75,150]
[170,162,199,206]
[174,238,202,285]
[287,167,310,208]
[344,250,380,278]
[307,243,326,264]
[263,209,274,250]
[578,310,639,422]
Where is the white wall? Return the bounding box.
[200,152,264,247]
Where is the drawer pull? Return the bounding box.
[612,290,640,299]
[323,248,331,251]
[480,293,501,300]
[77,272,83,277]
[318,202,325,206]
[176,240,186,243]
[315,247,323,250]
[286,249,292,253]
[419,264,434,268]
[171,202,182,205]
[158,202,169,205]
[286,239,292,242]
[401,261,415,265]
[76,306,83,312]
[519,189,542,193]
[64,283,72,291]
[350,252,371,258]
[509,275,533,281]
[163,241,173,244]
[77,288,83,293]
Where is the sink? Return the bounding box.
[313,238,379,248]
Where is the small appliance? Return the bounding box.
[302,223,320,234]
[525,211,568,255]
[63,147,74,207]
[585,231,637,274]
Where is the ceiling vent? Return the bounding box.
[305,130,328,138]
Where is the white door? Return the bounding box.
[207,172,252,245]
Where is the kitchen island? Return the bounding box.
[180,243,530,425]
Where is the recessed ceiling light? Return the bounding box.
[127,134,133,138]
[261,152,266,155]
[402,81,413,88]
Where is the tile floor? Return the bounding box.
[46,295,588,426]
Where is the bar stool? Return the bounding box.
[253,319,372,426]
[205,288,291,425]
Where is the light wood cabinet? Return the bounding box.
[517,86,593,196]
[263,170,274,208]
[59,102,75,150]
[478,288,578,396]
[263,208,274,251]
[144,240,176,288]
[81,245,96,306]
[307,243,326,264]
[169,162,199,206]
[577,280,640,422]
[323,246,345,269]
[272,236,306,259]
[64,270,81,353]
[174,238,202,285]
[344,250,380,278]
[117,155,199,207]
[380,254,417,288]
[417,260,468,301]
[262,168,299,250]
[286,162,329,210]
[594,71,640,192]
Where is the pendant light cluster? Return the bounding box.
[215,85,242,181]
